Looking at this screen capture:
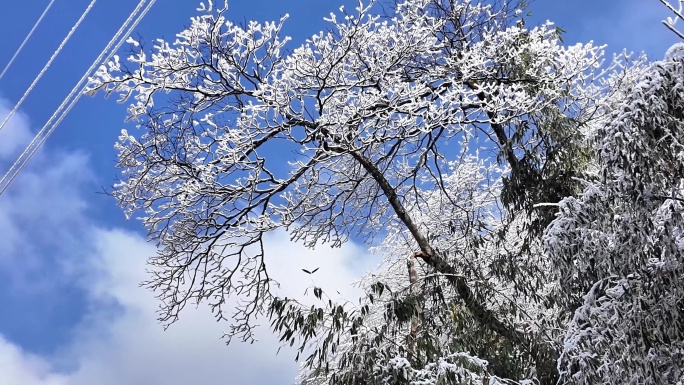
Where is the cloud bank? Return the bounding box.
[0,100,370,385]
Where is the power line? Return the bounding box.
[0,0,56,82]
[0,0,153,196]
[0,0,98,135]
[0,0,157,196]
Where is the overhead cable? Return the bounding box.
[0,0,57,82]
[0,0,157,196]
[0,0,98,135]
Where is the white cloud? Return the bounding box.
[49,227,367,385]
[0,149,92,292]
[0,336,67,385]
[264,229,370,303]
[0,109,370,385]
[55,229,290,385]
[1,224,369,385]
[0,98,32,160]
[0,95,92,282]
[0,226,368,385]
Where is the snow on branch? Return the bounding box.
[660,0,684,39]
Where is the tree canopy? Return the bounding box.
[86,0,684,383]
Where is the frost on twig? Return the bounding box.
[660,0,684,39]
[85,0,635,383]
[548,42,684,384]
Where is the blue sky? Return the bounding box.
[0,1,678,384]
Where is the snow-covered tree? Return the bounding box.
[85,0,623,383]
[294,154,557,385]
[548,43,684,384]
